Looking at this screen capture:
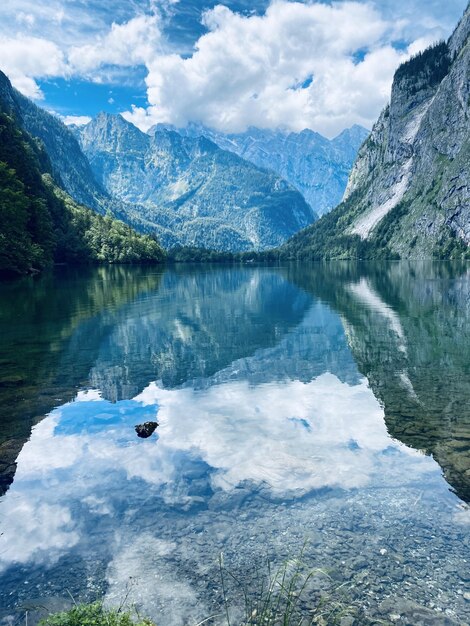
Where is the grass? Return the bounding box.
[34,549,378,626]
[38,601,156,626]
[216,549,362,626]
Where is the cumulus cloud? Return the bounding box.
[68,14,162,74]
[0,7,163,99]
[0,1,460,133]
[62,114,93,126]
[0,35,67,98]
[121,1,429,136]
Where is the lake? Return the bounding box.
[0,262,469,625]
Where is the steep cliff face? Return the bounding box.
[0,71,107,212]
[282,4,469,260]
[151,123,369,216]
[345,7,470,257]
[0,70,152,236]
[78,113,316,251]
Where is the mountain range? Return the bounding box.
[0,64,371,256]
[75,113,315,251]
[1,1,469,266]
[0,71,320,254]
[148,122,369,216]
[0,86,164,276]
[282,3,470,260]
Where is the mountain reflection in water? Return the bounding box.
[0,262,469,625]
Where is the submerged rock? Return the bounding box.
[379,598,460,625]
[135,421,159,438]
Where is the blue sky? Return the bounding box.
[0,0,467,136]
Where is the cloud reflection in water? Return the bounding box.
[0,371,438,573]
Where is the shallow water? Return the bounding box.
[0,262,469,625]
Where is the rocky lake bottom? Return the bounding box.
[0,262,469,626]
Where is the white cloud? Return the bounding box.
[0,35,67,98]
[68,14,162,74]
[0,9,162,101]
[0,1,463,133]
[122,1,423,136]
[406,34,441,56]
[0,372,441,573]
[0,1,148,46]
[62,114,93,126]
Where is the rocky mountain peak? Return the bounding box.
[0,71,18,116]
[76,112,315,252]
[81,114,150,164]
[449,1,470,57]
[283,2,469,260]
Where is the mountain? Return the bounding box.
[77,113,316,251]
[0,70,158,236]
[281,4,470,260]
[0,69,315,253]
[0,76,164,276]
[0,71,106,212]
[149,122,369,216]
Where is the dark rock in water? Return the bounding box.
[135,421,159,438]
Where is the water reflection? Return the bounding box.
[0,266,308,494]
[0,262,469,624]
[85,266,313,398]
[288,262,470,501]
[0,266,163,494]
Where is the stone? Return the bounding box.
[135,421,159,438]
[351,556,368,571]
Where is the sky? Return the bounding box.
[0,0,467,137]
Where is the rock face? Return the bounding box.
[0,70,315,252]
[0,70,107,213]
[345,7,470,256]
[282,4,470,259]
[151,123,369,216]
[77,113,316,251]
